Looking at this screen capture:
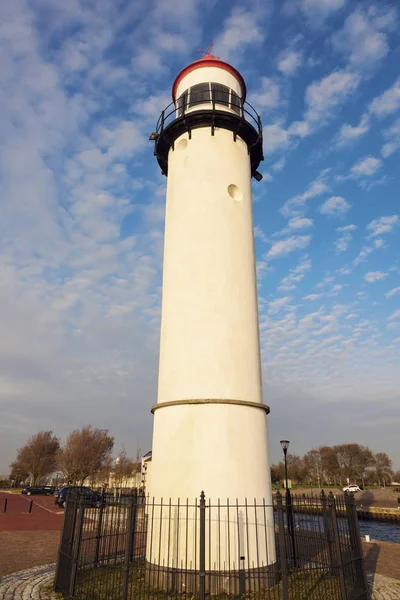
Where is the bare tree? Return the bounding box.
[114,447,139,487]
[333,443,373,487]
[373,452,393,487]
[57,425,114,486]
[10,431,60,485]
[319,446,341,485]
[303,449,322,486]
[9,462,30,485]
[270,464,281,484]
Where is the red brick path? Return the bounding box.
[0,492,63,531]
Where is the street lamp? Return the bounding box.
[280,440,290,491]
[280,439,297,567]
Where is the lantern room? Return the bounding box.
[173,53,246,117]
[150,53,263,181]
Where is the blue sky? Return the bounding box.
[0,0,399,474]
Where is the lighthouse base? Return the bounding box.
[144,561,279,595]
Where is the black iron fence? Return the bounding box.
[55,489,368,600]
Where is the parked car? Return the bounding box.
[342,484,361,493]
[21,486,55,496]
[54,486,104,508]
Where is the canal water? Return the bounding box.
[358,519,400,544]
[294,513,400,544]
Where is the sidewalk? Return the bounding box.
[1,564,400,600]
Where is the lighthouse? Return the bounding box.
[146,52,275,585]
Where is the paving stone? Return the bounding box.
[2,564,400,599]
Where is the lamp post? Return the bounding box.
[280,440,296,567]
[280,440,290,491]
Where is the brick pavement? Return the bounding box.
[0,532,61,578]
[363,541,400,581]
[1,564,400,600]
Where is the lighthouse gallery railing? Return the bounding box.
[151,88,264,178]
[155,89,262,140]
[54,489,368,600]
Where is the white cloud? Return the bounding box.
[388,309,400,321]
[369,77,400,118]
[319,196,350,217]
[263,122,290,155]
[386,287,400,299]
[267,235,311,259]
[287,120,310,137]
[281,174,329,217]
[365,271,388,283]
[132,91,171,121]
[278,256,312,290]
[268,296,292,314]
[334,224,356,252]
[304,70,361,125]
[367,215,399,237]
[277,49,303,76]
[250,77,280,111]
[303,293,322,301]
[272,158,286,172]
[353,246,373,266]
[215,6,267,62]
[288,0,346,26]
[336,224,357,232]
[336,76,400,150]
[381,118,400,158]
[350,156,382,178]
[288,217,313,230]
[336,114,370,146]
[331,6,396,69]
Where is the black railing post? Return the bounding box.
[329,493,348,600]
[68,497,85,599]
[276,492,289,600]
[3,498,7,513]
[199,491,206,600]
[321,490,335,574]
[286,489,297,567]
[239,556,246,594]
[344,492,368,599]
[54,495,78,594]
[94,490,105,566]
[122,490,138,600]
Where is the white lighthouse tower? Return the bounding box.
[146,52,275,585]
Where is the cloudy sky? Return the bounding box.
[1,0,399,475]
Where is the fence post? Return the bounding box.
[199,491,206,600]
[285,489,297,567]
[321,491,335,573]
[3,498,7,513]
[54,497,78,593]
[239,556,246,594]
[344,492,368,599]
[29,500,33,513]
[94,490,105,566]
[328,493,347,600]
[276,492,289,600]
[68,498,85,599]
[122,489,138,600]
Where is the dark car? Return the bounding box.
[21,486,55,496]
[54,486,104,508]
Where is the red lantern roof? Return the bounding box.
[172,54,247,102]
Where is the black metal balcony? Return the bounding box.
[150,90,264,179]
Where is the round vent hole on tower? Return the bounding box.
[177,138,188,151]
[227,184,243,202]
